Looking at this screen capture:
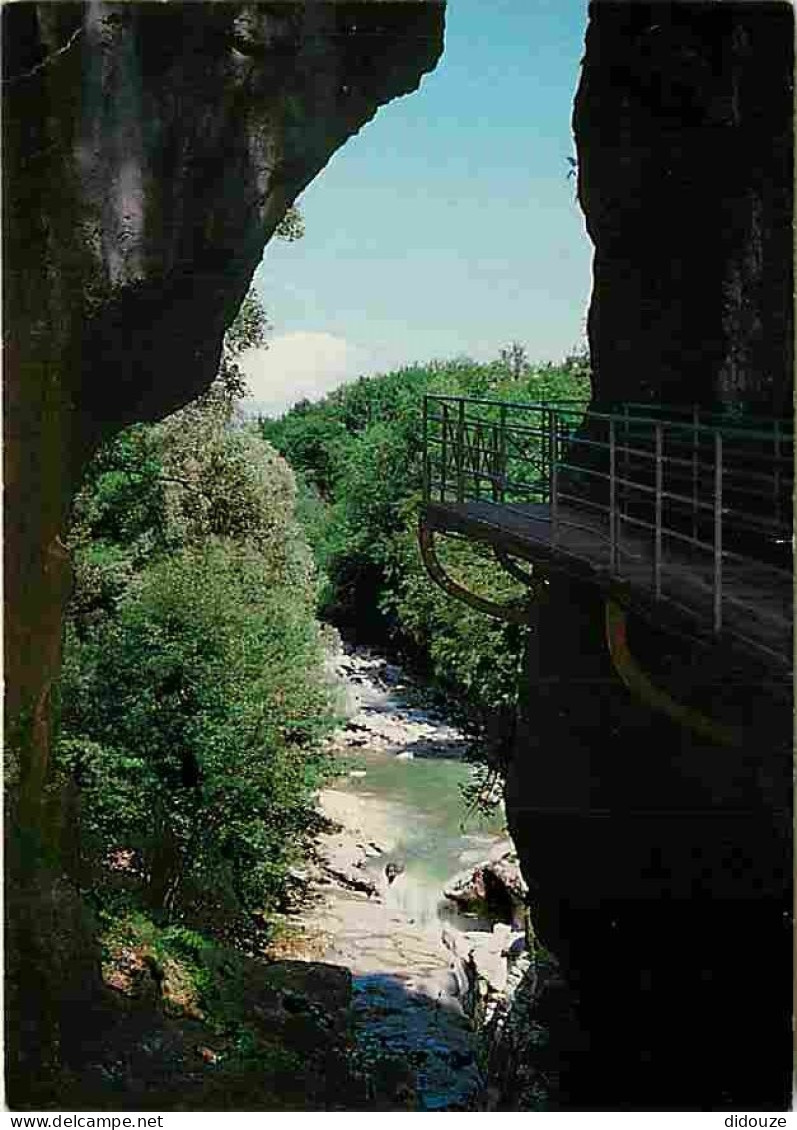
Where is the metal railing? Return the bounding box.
[422,394,793,658]
[422,395,589,507]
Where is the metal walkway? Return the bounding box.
[421,396,793,671]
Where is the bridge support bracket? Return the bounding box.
[418,520,531,624]
[604,598,741,748]
[493,545,546,591]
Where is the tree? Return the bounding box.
[499,342,529,380]
[274,204,305,243]
[59,543,333,916]
[58,283,335,922]
[261,350,588,731]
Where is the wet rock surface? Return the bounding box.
[443,838,529,928]
[351,974,480,1111]
[328,646,468,759]
[294,788,484,1110]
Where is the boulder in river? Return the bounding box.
[443,840,528,927]
[384,860,406,885]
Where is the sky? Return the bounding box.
[241,0,593,416]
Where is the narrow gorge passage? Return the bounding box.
[283,646,527,1111]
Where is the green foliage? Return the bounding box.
[222,288,270,361]
[95,906,368,1110]
[382,512,527,708]
[261,347,591,744]
[61,544,333,916]
[58,287,336,923]
[274,204,305,243]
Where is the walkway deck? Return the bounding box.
[425,498,792,667]
[421,397,793,672]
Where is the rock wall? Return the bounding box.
[6,0,793,1110]
[503,1,793,1109]
[3,1,444,1103]
[505,581,791,1109]
[574,1,793,413]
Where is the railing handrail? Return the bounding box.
[424,393,588,409]
[424,393,793,444]
[422,393,792,660]
[623,401,792,425]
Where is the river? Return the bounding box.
[337,748,501,929]
[287,645,521,1110]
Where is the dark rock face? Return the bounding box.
[501,2,793,1109]
[506,581,791,1109]
[6,0,793,1111]
[574,1,793,413]
[3,1,443,1103]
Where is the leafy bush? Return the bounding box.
[60,544,334,916]
[58,289,337,924]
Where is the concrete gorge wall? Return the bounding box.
[3,1,444,1102]
[501,1,793,1110]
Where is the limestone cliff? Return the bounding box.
[574,1,793,413]
[3,1,444,1103]
[500,1,793,1110]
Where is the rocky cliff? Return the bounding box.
[501,1,792,1110]
[574,1,793,414]
[6,0,793,1111]
[3,1,444,1103]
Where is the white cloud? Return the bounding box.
[239,331,369,417]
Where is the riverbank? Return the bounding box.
[328,645,468,759]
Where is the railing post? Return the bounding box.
[540,406,549,503]
[654,423,663,597]
[691,404,699,542]
[609,417,617,570]
[499,403,507,503]
[440,401,449,502]
[774,419,781,526]
[713,430,723,634]
[490,417,498,502]
[622,403,630,521]
[422,397,429,503]
[472,422,479,501]
[456,398,466,502]
[550,410,559,547]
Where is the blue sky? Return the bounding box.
[243,0,592,414]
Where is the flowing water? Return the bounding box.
[307,647,510,1109]
[337,749,502,932]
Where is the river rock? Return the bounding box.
[306,791,396,900]
[443,841,528,927]
[444,868,488,908]
[442,924,528,1027]
[325,646,468,759]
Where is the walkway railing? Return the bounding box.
[422,395,793,657]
